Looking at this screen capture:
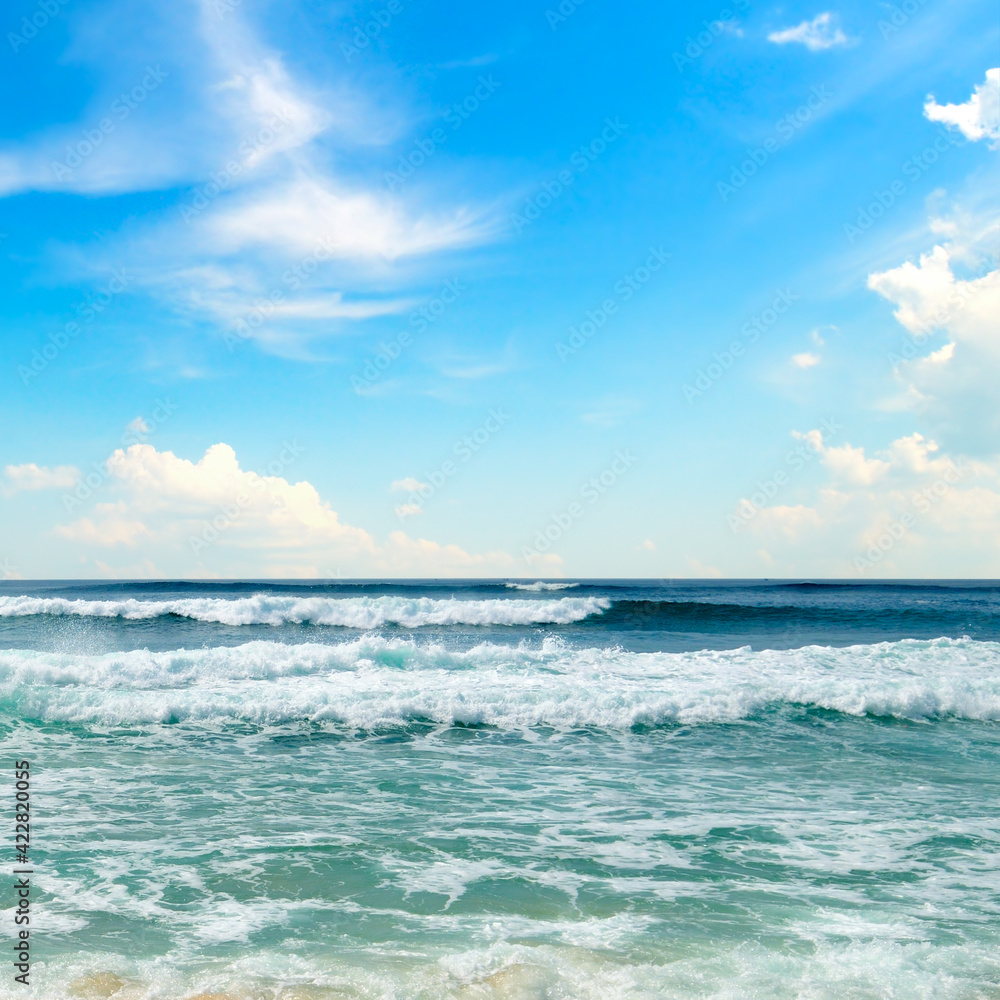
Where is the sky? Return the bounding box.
[0,0,997,579]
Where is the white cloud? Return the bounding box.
[924,68,1000,144]
[125,417,150,437]
[767,13,849,51]
[868,237,1000,446]
[885,432,952,475]
[200,175,491,261]
[0,4,345,199]
[391,477,430,493]
[380,531,520,575]
[2,1,499,355]
[737,429,1000,575]
[3,463,79,494]
[869,244,1000,345]
[265,297,413,321]
[821,442,889,485]
[52,442,517,577]
[713,19,744,37]
[791,352,821,368]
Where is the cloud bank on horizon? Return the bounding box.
[0,0,997,578]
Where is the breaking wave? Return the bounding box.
[0,594,609,628]
[1,636,997,728]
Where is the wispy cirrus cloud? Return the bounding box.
[3,0,500,357]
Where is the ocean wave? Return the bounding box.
[4,593,996,635]
[505,581,579,591]
[0,594,609,627]
[1,636,997,728]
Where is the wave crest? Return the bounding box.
[1,636,997,728]
[0,594,609,628]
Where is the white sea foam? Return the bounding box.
[11,934,999,1000]
[0,636,997,728]
[0,594,608,627]
[504,581,579,591]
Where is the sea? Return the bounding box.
[0,579,998,999]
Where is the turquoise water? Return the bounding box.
[1,581,998,998]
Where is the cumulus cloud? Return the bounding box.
[52,442,518,577]
[868,238,1000,447]
[768,13,849,51]
[3,463,79,495]
[734,427,1000,575]
[822,442,890,485]
[924,68,1000,144]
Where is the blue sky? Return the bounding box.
[1,0,997,578]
